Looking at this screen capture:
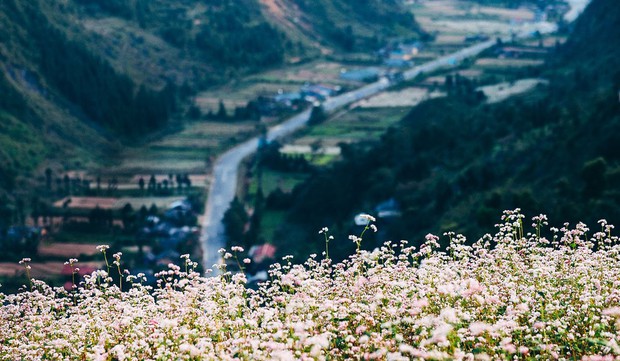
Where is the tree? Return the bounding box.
[308,105,327,125]
[0,165,16,192]
[217,100,228,120]
[63,174,70,194]
[148,175,156,193]
[163,179,169,192]
[89,206,107,230]
[581,157,607,197]
[148,204,159,216]
[121,203,135,231]
[445,75,454,91]
[16,198,25,225]
[186,104,202,119]
[176,174,183,191]
[45,168,52,190]
[223,197,248,247]
[310,139,323,161]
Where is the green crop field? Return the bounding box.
[298,107,410,145]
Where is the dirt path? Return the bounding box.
[260,0,284,19]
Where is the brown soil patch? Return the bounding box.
[39,243,101,258]
[53,197,119,209]
[0,261,103,278]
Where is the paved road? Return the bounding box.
[200,109,311,272]
[199,21,558,273]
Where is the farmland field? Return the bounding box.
[293,107,411,148]
[53,196,186,211]
[0,261,103,278]
[246,61,351,85]
[248,170,309,197]
[409,0,546,59]
[113,120,259,175]
[196,61,362,114]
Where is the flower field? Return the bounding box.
[2,210,620,360]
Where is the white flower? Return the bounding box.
[359,214,376,222]
[96,245,109,252]
[469,322,490,336]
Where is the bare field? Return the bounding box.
[53,196,186,210]
[129,174,208,186]
[414,0,534,21]
[280,145,342,155]
[419,19,519,35]
[112,196,186,210]
[474,58,545,68]
[414,0,466,17]
[39,243,101,258]
[478,78,548,104]
[53,197,118,210]
[358,88,446,108]
[247,61,351,84]
[476,6,534,21]
[413,0,539,37]
[114,159,208,174]
[434,35,466,44]
[0,261,103,278]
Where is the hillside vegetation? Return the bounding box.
[285,0,427,51]
[272,0,620,260]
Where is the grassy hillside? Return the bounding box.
[284,0,427,52]
[271,0,620,260]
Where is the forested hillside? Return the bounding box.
[273,0,620,260]
[0,0,173,199]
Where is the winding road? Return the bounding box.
[199,21,558,273]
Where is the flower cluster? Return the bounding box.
[1,211,620,360]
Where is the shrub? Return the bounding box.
[2,210,620,360]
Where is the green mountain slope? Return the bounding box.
[275,0,620,260]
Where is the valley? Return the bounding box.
[0,0,596,290]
